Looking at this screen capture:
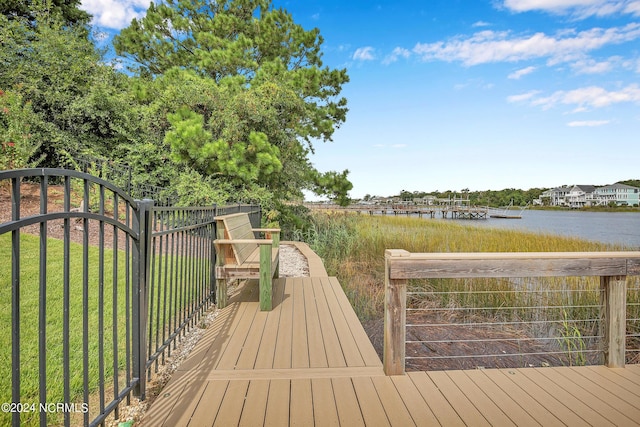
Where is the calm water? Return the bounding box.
[452,209,640,249]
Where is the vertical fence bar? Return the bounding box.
[212,205,218,305]
[383,249,410,375]
[11,177,20,427]
[112,193,120,420]
[601,275,627,367]
[161,211,169,363]
[148,209,157,374]
[125,197,132,405]
[38,176,48,427]
[82,180,90,426]
[62,175,71,425]
[98,185,106,417]
[169,210,176,355]
[155,210,164,369]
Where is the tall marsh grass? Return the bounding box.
[305,212,624,318]
[304,212,640,364]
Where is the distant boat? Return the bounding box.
[490,201,528,219]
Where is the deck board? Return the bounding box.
[141,276,640,426]
[479,368,563,427]
[371,376,416,426]
[332,377,366,426]
[264,379,290,426]
[500,368,587,426]
[238,379,269,427]
[291,278,310,368]
[314,278,348,367]
[291,379,315,425]
[311,378,340,425]
[462,369,541,426]
[536,366,637,426]
[446,370,516,426]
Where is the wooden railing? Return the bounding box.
[384,249,640,375]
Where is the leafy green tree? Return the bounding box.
[0,12,137,167]
[114,0,352,203]
[0,0,91,26]
[0,88,44,168]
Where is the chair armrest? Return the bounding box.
[214,239,274,245]
[253,228,281,233]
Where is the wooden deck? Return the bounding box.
[142,259,640,426]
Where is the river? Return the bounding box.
[452,209,640,249]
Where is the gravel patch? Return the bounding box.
[279,244,310,277]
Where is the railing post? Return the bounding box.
[384,249,410,375]
[600,275,627,367]
[133,199,153,399]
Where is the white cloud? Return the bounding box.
[526,84,640,109]
[383,47,411,64]
[508,66,537,79]
[502,0,640,18]
[567,119,611,126]
[507,90,542,102]
[412,23,640,66]
[571,57,619,73]
[353,46,376,61]
[472,21,491,27]
[81,0,148,29]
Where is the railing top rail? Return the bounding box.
[0,167,139,205]
[385,249,640,279]
[385,249,640,260]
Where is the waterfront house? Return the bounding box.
[566,185,597,207]
[595,183,640,206]
[539,186,572,206]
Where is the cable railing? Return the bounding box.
[383,250,640,375]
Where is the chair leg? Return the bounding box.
[216,277,228,308]
[259,244,272,311]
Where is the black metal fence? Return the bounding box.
[0,168,260,427]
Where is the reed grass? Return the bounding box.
[305,212,640,363]
[306,212,623,318]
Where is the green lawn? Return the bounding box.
[0,231,213,425]
[0,233,131,425]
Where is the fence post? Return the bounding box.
[384,249,410,375]
[133,199,153,399]
[600,275,627,367]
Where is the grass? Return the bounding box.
[304,212,625,319]
[304,212,640,365]
[0,233,130,426]
[0,232,211,426]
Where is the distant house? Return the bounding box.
[595,183,640,206]
[539,186,572,206]
[566,185,597,207]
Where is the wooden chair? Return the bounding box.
[214,212,280,310]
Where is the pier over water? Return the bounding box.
[306,203,490,220]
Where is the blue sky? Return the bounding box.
[82,0,640,199]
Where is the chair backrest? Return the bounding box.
[219,213,257,264]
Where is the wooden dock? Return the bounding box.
[306,204,489,219]
[141,253,640,426]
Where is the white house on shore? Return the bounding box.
[538,183,639,207]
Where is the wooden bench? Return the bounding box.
[214,212,280,311]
